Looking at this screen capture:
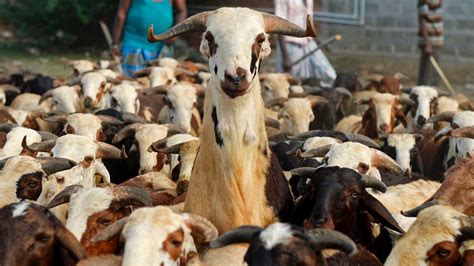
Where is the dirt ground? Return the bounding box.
[1,44,473,97]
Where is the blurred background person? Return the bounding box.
[274,0,336,87]
[417,0,443,86]
[112,0,187,77]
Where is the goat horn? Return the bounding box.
[46,184,83,209]
[0,85,20,94]
[290,167,319,177]
[0,123,18,133]
[396,95,415,106]
[56,226,86,260]
[0,157,11,170]
[450,126,474,139]
[39,89,53,104]
[263,13,317,38]
[285,142,304,155]
[42,113,68,124]
[142,85,169,96]
[96,143,127,160]
[149,142,183,154]
[303,85,323,95]
[122,112,147,124]
[309,228,358,256]
[288,129,344,141]
[297,144,332,158]
[23,138,57,152]
[106,77,122,85]
[175,67,196,77]
[265,97,288,108]
[182,213,219,243]
[426,111,456,124]
[334,87,352,98]
[209,226,262,249]
[112,123,140,144]
[38,131,58,141]
[359,174,387,193]
[148,11,211,42]
[265,117,280,129]
[344,133,381,149]
[401,87,412,94]
[147,138,168,153]
[164,123,187,135]
[91,217,129,242]
[401,200,437,217]
[96,114,124,126]
[306,95,329,107]
[394,72,409,80]
[112,186,153,208]
[37,157,77,175]
[371,149,404,175]
[132,68,151,78]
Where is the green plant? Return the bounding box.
[0,0,116,47]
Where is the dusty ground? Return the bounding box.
[1,44,473,96]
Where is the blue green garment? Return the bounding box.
[122,0,173,76]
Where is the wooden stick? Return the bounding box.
[429,56,455,94]
[289,34,342,67]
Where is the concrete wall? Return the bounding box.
[318,0,474,61]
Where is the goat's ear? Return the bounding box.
[199,35,211,57]
[360,193,405,234]
[260,38,271,59]
[395,109,408,128]
[288,194,313,226]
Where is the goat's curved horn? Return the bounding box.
[306,95,329,107]
[122,112,147,124]
[112,123,140,144]
[288,130,344,141]
[450,126,474,139]
[38,131,58,141]
[46,185,83,209]
[37,157,77,176]
[149,142,183,154]
[148,11,211,42]
[96,114,124,126]
[132,68,151,78]
[344,133,381,149]
[401,200,437,217]
[209,226,262,249]
[265,97,288,108]
[0,85,20,94]
[42,113,68,124]
[183,213,219,243]
[401,87,412,94]
[396,95,415,106]
[297,144,332,158]
[285,142,304,155]
[0,123,18,133]
[303,85,323,95]
[106,77,122,85]
[143,85,169,96]
[426,111,456,124]
[371,149,404,175]
[263,13,317,38]
[91,217,129,242]
[39,90,54,104]
[335,87,353,98]
[164,123,187,136]
[96,143,127,159]
[23,138,57,152]
[112,186,153,207]
[0,157,11,170]
[309,228,357,256]
[290,167,319,177]
[359,174,387,193]
[265,117,280,129]
[56,226,86,260]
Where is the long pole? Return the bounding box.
[289,34,342,67]
[429,56,455,94]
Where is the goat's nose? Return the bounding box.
[380,123,390,132]
[417,116,426,127]
[84,96,93,108]
[225,67,247,84]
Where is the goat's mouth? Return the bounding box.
[220,80,250,99]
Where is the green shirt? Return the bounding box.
[123,0,173,51]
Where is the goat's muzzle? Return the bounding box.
[220,68,250,98]
[84,96,94,108]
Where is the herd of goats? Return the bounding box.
[0,7,473,266]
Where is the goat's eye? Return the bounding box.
[436,249,450,257]
[284,114,290,119]
[171,239,183,248]
[36,233,51,243]
[351,192,359,199]
[28,181,38,188]
[99,218,112,227]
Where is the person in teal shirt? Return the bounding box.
[112,0,187,77]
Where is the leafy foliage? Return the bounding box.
[0,0,116,47]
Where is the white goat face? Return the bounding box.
[52,86,81,113]
[65,113,104,141]
[371,93,397,134]
[110,83,140,114]
[410,86,438,128]
[199,8,271,98]
[386,134,417,174]
[81,72,108,110]
[166,84,197,133]
[260,73,291,104]
[150,67,177,87]
[279,98,314,136]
